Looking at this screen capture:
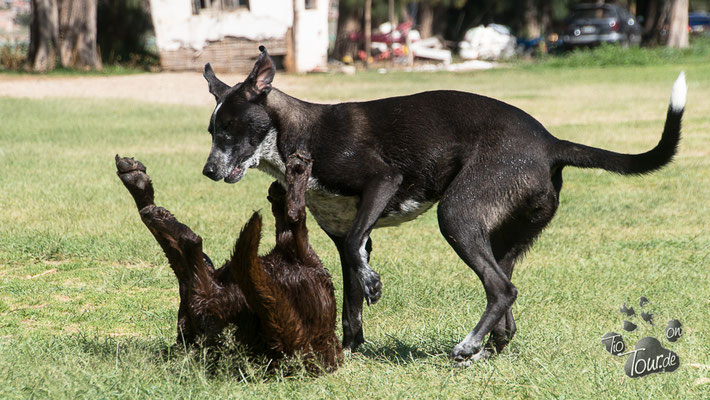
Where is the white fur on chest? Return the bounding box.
[253,128,287,183]
[306,190,434,236]
[251,130,433,236]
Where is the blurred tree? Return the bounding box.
[667,0,689,46]
[637,0,666,44]
[333,0,363,60]
[58,0,101,69]
[637,0,690,46]
[29,0,101,71]
[523,0,541,38]
[28,0,60,71]
[417,0,466,38]
[96,0,156,67]
[365,0,371,64]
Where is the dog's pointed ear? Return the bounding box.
[244,46,275,101]
[203,63,230,102]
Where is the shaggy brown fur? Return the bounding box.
[116,152,342,372]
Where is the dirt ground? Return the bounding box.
[0,72,303,107]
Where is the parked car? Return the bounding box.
[562,3,641,48]
[689,12,710,33]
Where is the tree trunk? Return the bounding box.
[540,0,552,37]
[388,0,397,26]
[388,0,396,65]
[400,2,410,23]
[28,0,60,72]
[333,3,361,61]
[640,0,671,44]
[364,0,371,66]
[523,0,541,39]
[642,0,659,35]
[284,0,297,72]
[419,1,433,39]
[666,0,688,47]
[58,0,102,69]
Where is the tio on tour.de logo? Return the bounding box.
[601,297,682,378]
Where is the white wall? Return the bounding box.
[293,0,329,72]
[150,0,328,72]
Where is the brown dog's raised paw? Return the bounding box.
[116,155,155,209]
[116,155,151,191]
[115,155,146,174]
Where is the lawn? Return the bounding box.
[1,62,709,399]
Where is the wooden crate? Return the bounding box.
[159,36,287,72]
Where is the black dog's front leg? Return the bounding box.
[328,234,364,350]
[338,174,402,349]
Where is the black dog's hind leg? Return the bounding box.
[437,163,520,363]
[439,160,559,363]
[485,247,521,354]
[486,177,561,354]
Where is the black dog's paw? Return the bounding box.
[358,268,382,305]
[450,342,491,366]
[115,155,150,191]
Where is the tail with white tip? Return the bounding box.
[552,72,685,175]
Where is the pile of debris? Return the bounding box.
[458,24,517,61]
[340,22,519,72]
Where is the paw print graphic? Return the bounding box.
[601,297,682,378]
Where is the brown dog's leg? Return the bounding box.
[116,155,154,210]
[284,151,313,263]
[230,213,305,356]
[116,155,214,345]
[267,181,289,237]
[116,156,195,282]
[267,151,315,264]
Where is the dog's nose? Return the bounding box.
[202,163,219,181]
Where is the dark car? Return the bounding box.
[562,4,642,48]
[689,12,710,33]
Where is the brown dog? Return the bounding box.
[116,152,342,372]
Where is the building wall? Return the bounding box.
[0,0,30,42]
[159,36,287,73]
[150,0,328,73]
[293,0,329,72]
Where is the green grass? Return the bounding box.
[1,62,709,399]
[525,36,710,69]
[0,62,156,76]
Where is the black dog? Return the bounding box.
[201,46,685,363]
